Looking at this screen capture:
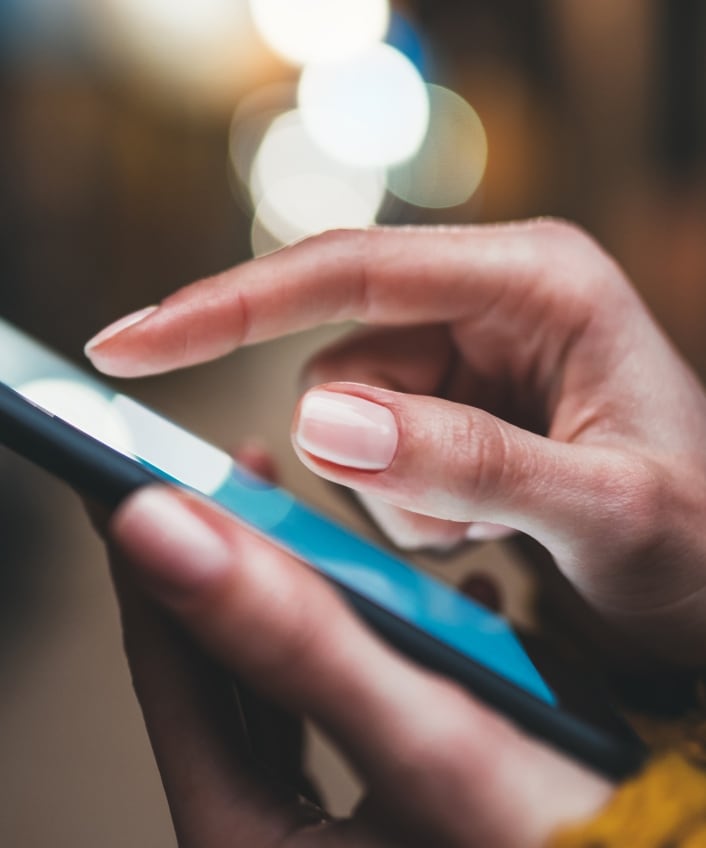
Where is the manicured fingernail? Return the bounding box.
[295,390,398,471]
[111,487,232,594]
[85,305,158,355]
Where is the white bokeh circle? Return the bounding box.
[249,0,389,66]
[387,84,488,208]
[250,109,385,246]
[298,43,430,168]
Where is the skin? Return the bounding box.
[87,221,706,845]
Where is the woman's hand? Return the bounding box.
[87,222,706,667]
[109,483,610,848]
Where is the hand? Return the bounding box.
[86,222,706,668]
[109,481,610,848]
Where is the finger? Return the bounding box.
[343,485,512,552]
[466,522,516,541]
[304,325,481,551]
[111,485,453,782]
[356,491,471,550]
[110,565,304,848]
[110,485,611,846]
[290,382,633,578]
[302,322,514,426]
[234,440,281,485]
[85,222,608,377]
[304,326,516,551]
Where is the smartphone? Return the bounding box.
[0,317,645,779]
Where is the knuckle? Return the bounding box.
[605,455,666,544]
[529,217,614,276]
[453,412,510,509]
[580,455,673,603]
[531,216,594,250]
[299,228,373,317]
[305,227,367,255]
[529,217,626,304]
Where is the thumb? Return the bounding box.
[291,383,633,574]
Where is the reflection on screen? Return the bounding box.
[0,318,555,705]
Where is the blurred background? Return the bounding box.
[1,1,705,844]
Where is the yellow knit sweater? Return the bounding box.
[548,699,706,846]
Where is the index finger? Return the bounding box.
[85,222,599,378]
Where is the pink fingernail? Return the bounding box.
[295,390,398,471]
[84,305,158,355]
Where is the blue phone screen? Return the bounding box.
[0,318,555,705]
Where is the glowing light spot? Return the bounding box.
[250,0,389,66]
[253,172,378,246]
[387,85,488,209]
[17,379,134,455]
[298,43,429,168]
[110,0,248,48]
[88,0,261,109]
[250,215,286,257]
[249,110,385,246]
[228,82,297,208]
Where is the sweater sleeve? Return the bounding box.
[547,702,706,847]
[548,752,706,847]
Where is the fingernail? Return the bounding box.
[295,390,398,471]
[85,305,158,356]
[111,487,232,594]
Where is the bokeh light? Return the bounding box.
[249,109,385,251]
[387,84,488,209]
[250,110,385,209]
[86,0,264,109]
[104,0,248,49]
[249,0,389,66]
[298,43,430,168]
[253,173,377,249]
[228,82,298,208]
[250,215,286,257]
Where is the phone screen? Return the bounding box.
[0,317,646,778]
